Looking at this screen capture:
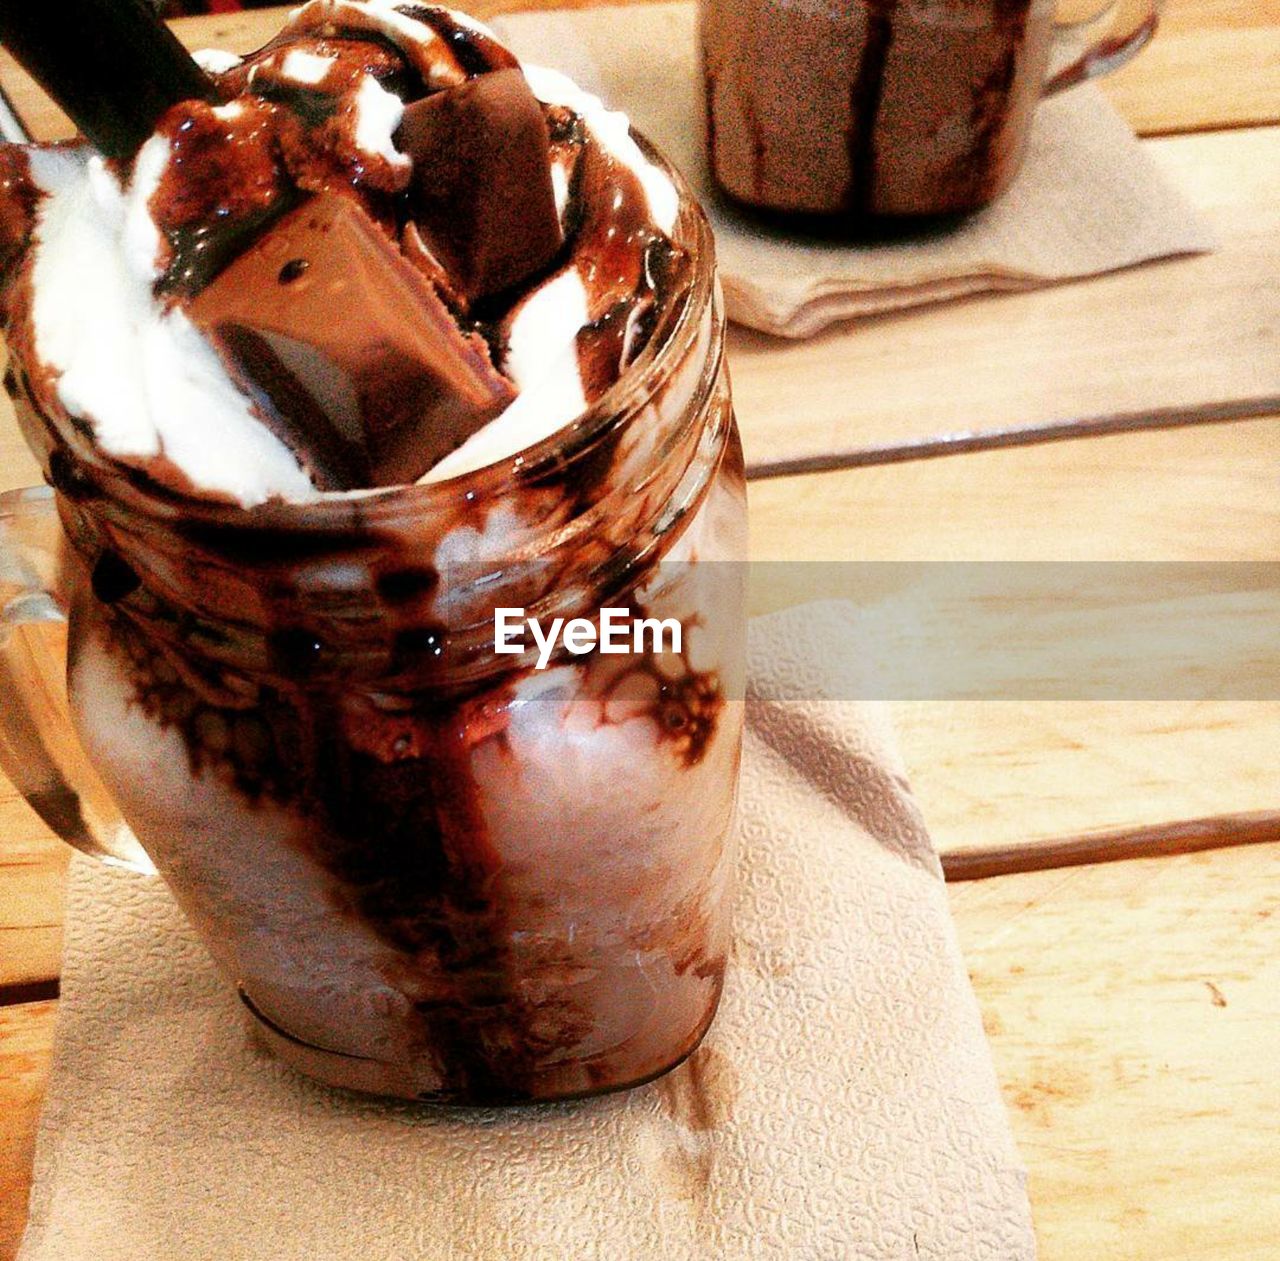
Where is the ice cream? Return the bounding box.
[0,2,747,1102]
[2,0,685,503]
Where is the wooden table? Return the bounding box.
[2,2,1278,1257]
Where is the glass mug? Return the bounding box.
[700,0,1162,217]
[0,152,747,1105]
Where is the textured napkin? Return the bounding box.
[19,602,1035,1261]
[494,2,1214,338]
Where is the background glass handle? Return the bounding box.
[1046,0,1162,96]
[0,485,154,872]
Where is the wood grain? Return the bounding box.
[748,417,1280,564]
[0,820,65,992]
[0,1001,53,1261]
[751,418,1280,852]
[0,432,65,995]
[950,840,1280,1260]
[893,700,1280,856]
[1102,0,1280,135]
[0,424,39,496]
[728,124,1280,475]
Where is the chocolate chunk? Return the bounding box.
[189,193,515,490]
[151,98,295,297]
[397,69,563,305]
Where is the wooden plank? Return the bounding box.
[895,700,1280,855]
[0,817,65,992]
[1,416,67,995]
[1154,0,1280,27]
[729,124,1280,476]
[750,418,1280,852]
[1102,0,1280,135]
[0,1000,53,1261]
[0,420,39,495]
[748,418,1280,563]
[949,840,1280,1261]
[1105,25,1280,137]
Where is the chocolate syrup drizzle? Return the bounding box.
[0,4,727,1104]
[143,1,687,408]
[12,387,732,1107]
[91,543,724,1100]
[844,0,898,214]
[15,313,732,1101]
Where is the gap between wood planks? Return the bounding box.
[0,980,57,1009]
[1136,116,1280,140]
[942,807,1280,882]
[745,394,1280,481]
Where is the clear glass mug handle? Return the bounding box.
[0,485,154,872]
[1046,0,1161,96]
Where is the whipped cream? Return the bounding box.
[29,148,316,505]
[22,6,681,505]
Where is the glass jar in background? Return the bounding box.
[699,0,1162,218]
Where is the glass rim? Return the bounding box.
[41,133,717,536]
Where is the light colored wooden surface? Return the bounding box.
[898,701,1280,857]
[748,419,1280,563]
[750,419,1280,851]
[1102,0,1280,135]
[4,841,1276,1261]
[731,123,1280,475]
[0,829,65,991]
[0,1004,52,1261]
[951,840,1280,1261]
[0,431,62,996]
[1,1,1278,1259]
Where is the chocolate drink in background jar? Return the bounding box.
[0,0,746,1103]
[699,0,1161,218]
